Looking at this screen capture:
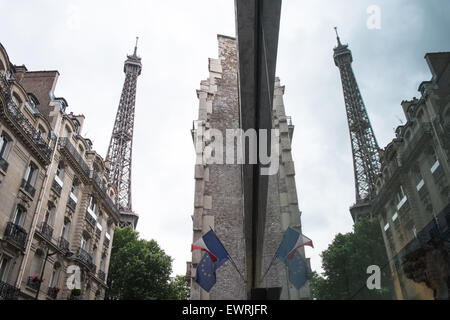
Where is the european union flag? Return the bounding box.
[275,228,309,289]
[195,252,216,292]
[286,251,309,289]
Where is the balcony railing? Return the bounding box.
[76,248,96,273]
[51,179,62,196]
[58,137,90,177]
[4,222,27,250]
[67,197,77,211]
[40,222,54,242]
[0,157,8,172]
[58,236,70,252]
[85,210,96,227]
[20,179,36,198]
[0,73,52,161]
[95,227,101,238]
[0,280,20,300]
[98,270,105,282]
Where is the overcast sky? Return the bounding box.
[1,0,449,277]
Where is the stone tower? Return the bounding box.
[333,28,381,222]
[106,38,141,230]
[188,35,310,300]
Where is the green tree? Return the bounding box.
[168,275,190,300]
[310,218,394,300]
[105,226,176,300]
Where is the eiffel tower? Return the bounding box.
[106,37,142,229]
[333,28,381,222]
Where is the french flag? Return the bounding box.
[191,230,229,267]
[286,232,313,260]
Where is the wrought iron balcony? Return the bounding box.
[47,287,60,299]
[40,221,54,242]
[0,73,52,163]
[27,276,41,291]
[20,179,36,198]
[58,236,70,252]
[58,137,90,177]
[0,280,20,300]
[98,270,106,282]
[95,227,101,238]
[4,222,27,250]
[0,157,8,172]
[85,210,96,227]
[67,196,77,211]
[76,248,96,273]
[76,247,91,263]
[51,179,62,196]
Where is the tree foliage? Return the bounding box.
[310,218,394,300]
[105,226,186,300]
[168,275,190,300]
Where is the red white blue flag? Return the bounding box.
[191,230,229,268]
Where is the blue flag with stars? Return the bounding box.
[275,228,310,289]
[195,252,216,292]
[286,251,309,289]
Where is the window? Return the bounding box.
[417,110,425,123]
[49,263,61,288]
[395,185,407,210]
[56,162,63,178]
[61,220,70,240]
[37,125,47,140]
[70,182,77,195]
[62,126,72,138]
[29,250,44,277]
[24,162,38,186]
[88,195,96,212]
[92,246,98,263]
[415,172,424,191]
[54,162,64,187]
[80,235,90,251]
[0,256,10,282]
[100,255,105,271]
[0,132,12,160]
[43,204,55,226]
[12,205,26,226]
[12,93,22,108]
[430,150,440,173]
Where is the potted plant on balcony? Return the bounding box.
[30,273,44,284]
[70,288,82,300]
[48,286,61,298]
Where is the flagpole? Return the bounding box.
[209,226,246,283]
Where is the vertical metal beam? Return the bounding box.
[235,0,282,298]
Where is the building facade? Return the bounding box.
[373,52,450,299]
[187,35,310,300]
[0,42,120,300]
